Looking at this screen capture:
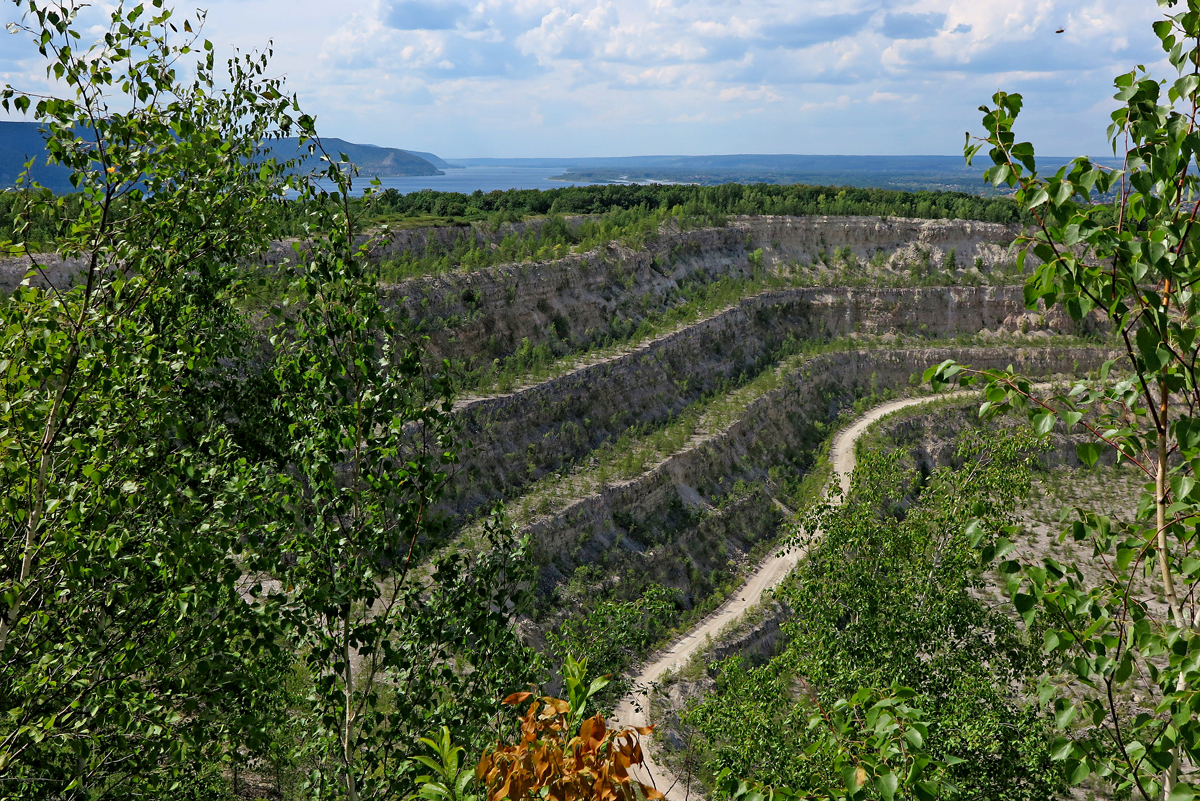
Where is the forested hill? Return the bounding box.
[0,123,448,191]
[265,137,445,177]
[403,149,464,169]
[0,122,74,193]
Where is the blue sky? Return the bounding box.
[0,0,1169,158]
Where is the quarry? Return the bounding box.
[0,209,1127,798]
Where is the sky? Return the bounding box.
[0,0,1171,159]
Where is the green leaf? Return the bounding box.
[903,727,924,749]
[1033,412,1055,437]
[1115,651,1134,683]
[965,519,986,547]
[1014,593,1037,614]
[1136,324,1163,370]
[1172,475,1195,501]
[1055,703,1078,729]
[1170,784,1197,801]
[1051,738,1073,761]
[875,770,898,801]
[586,674,611,700]
[914,781,940,801]
[1076,442,1102,467]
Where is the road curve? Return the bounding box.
[611,390,973,801]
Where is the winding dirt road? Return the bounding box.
[611,391,972,801]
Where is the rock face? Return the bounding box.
[709,601,792,666]
[741,214,1018,267]
[3,215,1019,342]
[873,402,1123,475]
[520,345,1113,608]
[444,285,1083,523]
[381,216,1021,365]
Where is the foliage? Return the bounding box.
[0,1,540,798]
[0,0,305,793]
[475,656,664,801]
[549,584,679,704]
[410,727,479,801]
[375,207,677,283]
[0,188,82,250]
[714,685,958,801]
[923,1,1200,797]
[687,429,1062,800]
[253,173,541,801]
[365,182,1031,228]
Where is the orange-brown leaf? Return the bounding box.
[642,783,665,799]
[503,691,534,706]
[584,714,607,747]
[542,697,570,716]
[481,695,670,801]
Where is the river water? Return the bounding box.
[323,166,602,196]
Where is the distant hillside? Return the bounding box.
[0,121,75,193]
[268,138,443,177]
[0,123,446,192]
[402,149,462,169]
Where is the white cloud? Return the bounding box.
[799,94,851,112]
[868,91,916,103]
[0,0,1173,158]
[718,85,780,103]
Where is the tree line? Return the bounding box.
[366,182,1034,226]
[3,170,1041,250]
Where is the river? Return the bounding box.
[320,165,602,196]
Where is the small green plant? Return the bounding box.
[410,728,478,801]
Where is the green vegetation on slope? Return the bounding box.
[375,205,680,283]
[917,1,1200,794]
[683,427,1062,801]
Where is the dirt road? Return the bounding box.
[611,391,971,801]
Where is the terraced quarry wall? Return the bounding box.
[4,214,1095,625]
[371,215,1114,796]
[344,214,1109,627]
[516,345,1110,606]
[0,216,565,292]
[383,215,1021,364]
[1,214,1017,301]
[444,285,1079,522]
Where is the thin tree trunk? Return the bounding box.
[1156,383,1185,798]
[343,608,358,801]
[0,241,100,654]
[0,376,70,654]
